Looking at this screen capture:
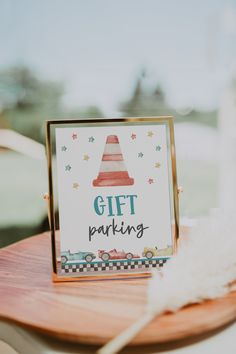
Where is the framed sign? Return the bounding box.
[46,117,179,281]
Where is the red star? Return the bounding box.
[72,133,77,140]
[131,133,136,140]
[148,178,154,184]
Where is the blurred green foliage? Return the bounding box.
[0,66,104,143]
[0,66,217,144]
[120,71,217,127]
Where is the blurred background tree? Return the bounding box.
[120,69,170,117]
[120,69,217,127]
[0,66,64,142]
[0,66,104,143]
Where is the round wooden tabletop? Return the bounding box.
[0,232,235,346]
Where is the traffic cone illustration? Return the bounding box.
[93,135,134,187]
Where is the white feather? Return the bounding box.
[147,210,236,315]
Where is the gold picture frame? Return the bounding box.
[46,117,179,282]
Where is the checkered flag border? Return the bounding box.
[61,258,168,275]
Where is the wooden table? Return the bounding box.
[0,232,236,353]
[0,320,235,354]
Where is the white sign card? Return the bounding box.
[46,118,179,281]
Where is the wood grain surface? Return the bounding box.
[0,232,235,346]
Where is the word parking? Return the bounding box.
[89,194,149,241]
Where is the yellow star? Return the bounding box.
[155,162,161,168]
[83,154,90,161]
[72,183,79,189]
[147,131,154,137]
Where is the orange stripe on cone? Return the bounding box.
[102,154,123,161]
[106,135,119,144]
[97,171,130,179]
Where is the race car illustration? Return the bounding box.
[142,247,158,259]
[98,249,140,261]
[142,246,173,259]
[61,250,96,264]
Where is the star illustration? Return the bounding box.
[155,162,161,168]
[148,178,154,184]
[61,146,67,152]
[131,133,136,140]
[72,133,78,140]
[88,136,95,143]
[65,164,72,171]
[147,131,154,137]
[156,145,161,151]
[138,152,144,158]
[72,182,79,189]
[83,154,90,161]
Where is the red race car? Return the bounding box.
[98,249,140,261]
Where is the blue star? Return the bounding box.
[88,136,95,142]
[61,146,67,152]
[65,165,71,171]
[156,145,161,151]
[138,152,144,158]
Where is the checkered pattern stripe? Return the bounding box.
[61,258,168,274]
